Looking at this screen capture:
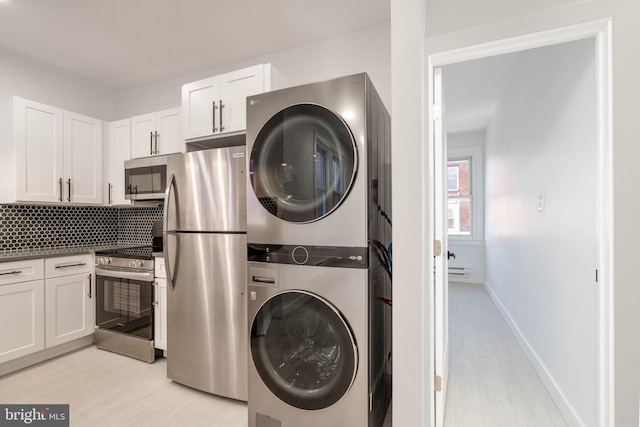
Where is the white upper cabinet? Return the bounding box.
[14,98,64,203]
[182,64,271,140]
[105,119,131,205]
[131,107,181,159]
[8,97,102,204]
[64,112,103,204]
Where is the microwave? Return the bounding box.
[124,155,170,200]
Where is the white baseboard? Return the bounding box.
[483,280,584,427]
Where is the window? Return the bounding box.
[447,147,483,241]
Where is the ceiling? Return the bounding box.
[442,51,521,133]
[0,0,390,90]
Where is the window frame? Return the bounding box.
[447,146,484,244]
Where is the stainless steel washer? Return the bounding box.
[247,261,368,427]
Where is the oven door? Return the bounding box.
[95,269,154,340]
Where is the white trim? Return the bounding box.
[484,280,584,427]
[594,19,614,427]
[428,18,613,427]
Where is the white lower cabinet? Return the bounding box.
[0,277,45,364]
[44,255,94,348]
[0,255,95,366]
[45,273,94,347]
[154,278,167,351]
[154,257,167,352]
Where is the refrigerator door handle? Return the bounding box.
[164,172,177,290]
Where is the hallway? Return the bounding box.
[444,282,567,426]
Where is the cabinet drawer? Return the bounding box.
[45,254,92,278]
[154,257,166,279]
[0,259,45,286]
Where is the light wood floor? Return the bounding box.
[0,345,392,426]
[444,282,568,427]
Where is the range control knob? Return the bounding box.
[98,257,104,265]
[105,258,111,265]
[136,260,144,268]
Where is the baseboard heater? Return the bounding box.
[448,266,471,277]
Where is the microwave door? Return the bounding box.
[129,167,152,198]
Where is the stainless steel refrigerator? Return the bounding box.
[163,146,247,401]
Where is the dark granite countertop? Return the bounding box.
[0,243,146,262]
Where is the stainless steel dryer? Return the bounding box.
[247,73,390,248]
[246,74,392,427]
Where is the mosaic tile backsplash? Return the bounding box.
[0,204,164,254]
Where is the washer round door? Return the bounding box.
[250,291,358,410]
[249,104,358,223]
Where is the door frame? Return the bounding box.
[427,18,613,426]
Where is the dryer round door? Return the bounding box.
[249,104,358,223]
[250,290,358,410]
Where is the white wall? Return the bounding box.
[0,46,118,120]
[447,130,486,284]
[116,23,390,119]
[484,38,597,425]
[391,0,431,426]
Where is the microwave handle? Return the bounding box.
[164,173,176,290]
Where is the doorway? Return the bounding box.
[430,20,613,427]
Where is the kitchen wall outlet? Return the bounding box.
[538,194,545,212]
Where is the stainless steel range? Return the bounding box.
[94,246,161,363]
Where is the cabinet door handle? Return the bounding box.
[212,101,218,132]
[154,131,159,154]
[108,183,113,205]
[0,270,22,276]
[87,273,92,298]
[58,178,63,202]
[219,100,225,132]
[150,131,154,155]
[55,262,87,269]
[67,178,71,202]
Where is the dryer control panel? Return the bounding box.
[247,244,368,269]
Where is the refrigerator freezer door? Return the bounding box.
[167,232,248,401]
[165,146,247,232]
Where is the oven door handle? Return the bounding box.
[95,267,154,282]
[164,172,177,290]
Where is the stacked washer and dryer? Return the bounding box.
[245,73,392,427]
